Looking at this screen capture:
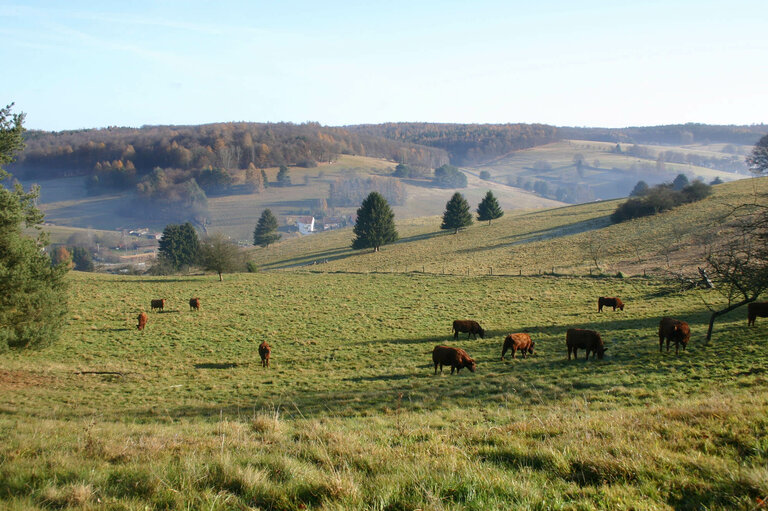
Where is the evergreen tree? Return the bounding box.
[352,192,399,252]
[253,209,282,247]
[748,134,768,174]
[476,190,504,225]
[200,232,243,281]
[71,246,94,271]
[276,165,291,187]
[158,222,200,270]
[630,180,649,197]
[0,103,68,350]
[261,169,269,188]
[672,173,689,191]
[441,192,473,234]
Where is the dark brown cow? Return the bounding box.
[598,297,624,312]
[566,328,606,360]
[452,320,485,340]
[150,299,165,312]
[747,302,768,326]
[137,312,148,331]
[258,341,271,368]
[432,345,476,375]
[658,317,690,355]
[501,333,535,360]
[189,297,200,311]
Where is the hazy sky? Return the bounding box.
[3,0,767,131]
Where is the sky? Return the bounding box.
[2,0,767,131]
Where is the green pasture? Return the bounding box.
[250,177,766,277]
[2,269,767,510]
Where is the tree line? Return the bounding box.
[11,122,449,180]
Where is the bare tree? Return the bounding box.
[703,199,768,341]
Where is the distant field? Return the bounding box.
[2,269,766,509]
[469,140,746,201]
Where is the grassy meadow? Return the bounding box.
[251,177,766,277]
[2,266,768,509]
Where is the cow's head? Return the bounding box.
[528,341,536,354]
[619,303,625,311]
[673,325,690,347]
[465,358,476,372]
[596,346,607,359]
[478,327,485,339]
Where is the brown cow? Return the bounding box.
[137,312,148,331]
[150,299,165,312]
[501,333,535,360]
[189,297,200,311]
[658,317,690,355]
[452,320,485,340]
[258,341,271,368]
[432,345,476,375]
[747,302,768,326]
[566,328,606,360]
[598,297,624,312]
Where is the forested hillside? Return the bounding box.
[11,122,449,181]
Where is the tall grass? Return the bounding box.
[2,268,767,509]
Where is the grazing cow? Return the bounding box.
[432,345,476,375]
[150,299,165,312]
[658,317,690,355]
[501,333,535,360]
[137,312,148,331]
[189,297,200,311]
[598,297,624,312]
[258,341,271,368]
[566,328,606,360]
[452,320,485,340]
[747,302,768,326]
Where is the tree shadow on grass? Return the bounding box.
[102,327,131,332]
[194,362,241,369]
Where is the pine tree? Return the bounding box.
[158,222,200,270]
[0,103,68,350]
[352,192,398,252]
[276,165,291,187]
[261,169,269,188]
[441,192,473,234]
[476,190,504,225]
[253,209,281,248]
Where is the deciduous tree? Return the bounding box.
[200,232,243,281]
[352,192,398,252]
[441,192,473,234]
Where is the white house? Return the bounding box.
[296,216,315,235]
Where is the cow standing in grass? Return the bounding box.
[747,302,768,326]
[137,312,148,331]
[432,345,476,375]
[501,333,535,360]
[259,341,271,368]
[151,299,165,312]
[452,320,485,340]
[658,317,690,355]
[598,297,624,312]
[566,328,606,360]
[189,297,200,311]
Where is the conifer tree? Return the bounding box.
[276,165,291,187]
[476,190,503,225]
[352,192,398,252]
[158,222,200,270]
[0,103,68,350]
[253,209,281,247]
[441,192,473,233]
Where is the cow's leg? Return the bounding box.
[666,339,670,352]
[451,365,456,375]
[454,331,459,340]
[585,349,590,361]
[659,335,664,352]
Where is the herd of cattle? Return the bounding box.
[135,296,768,375]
